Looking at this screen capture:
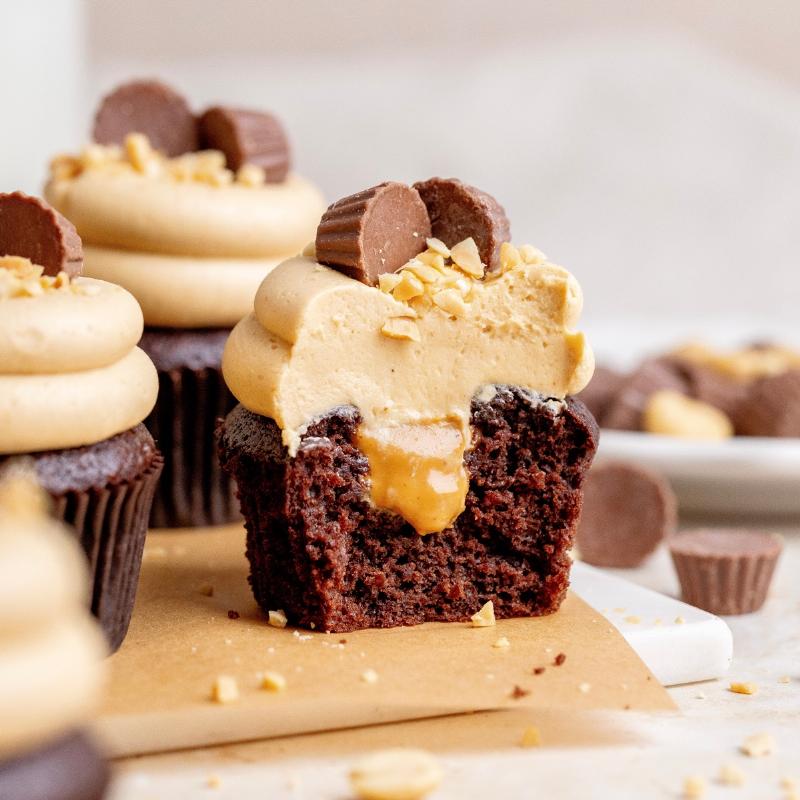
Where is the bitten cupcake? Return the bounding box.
[45,79,326,528]
[0,192,161,651]
[220,179,597,632]
[0,468,110,800]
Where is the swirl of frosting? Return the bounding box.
[46,170,326,259]
[0,262,157,454]
[83,246,289,328]
[223,244,594,455]
[0,473,106,758]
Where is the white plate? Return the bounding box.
[596,430,800,516]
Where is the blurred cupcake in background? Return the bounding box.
[0,192,161,651]
[45,79,326,529]
[0,466,110,800]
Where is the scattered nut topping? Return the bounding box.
[470,601,496,628]
[349,748,443,800]
[717,763,746,787]
[553,652,567,667]
[381,317,421,342]
[211,675,239,704]
[0,256,89,300]
[49,133,268,188]
[533,667,546,675]
[449,237,484,278]
[361,668,379,685]
[683,775,707,798]
[519,726,542,748]
[740,732,776,757]
[432,288,467,318]
[499,242,522,271]
[510,685,530,700]
[227,610,240,620]
[519,244,546,264]
[268,609,288,628]
[729,681,758,695]
[260,670,287,692]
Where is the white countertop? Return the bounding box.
[111,521,799,800]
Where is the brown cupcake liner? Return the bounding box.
[145,364,240,528]
[670,546,780,615]
[51,457,163,652]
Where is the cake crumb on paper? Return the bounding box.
[471,601,496,627]
[510,685,530,700]
[260,670,287,692]
[349,748,443,800]
[553,652,567,666]
[227,609,240,620]
[268,609,288,628]
[211,675,239,704]
[717,763,746,787]
[206,774,221,789]
[683,775,706,798]
[198,584,214,597]
[520,726,541,748]
[533,667,546,675]
[729,681,758,695]
[740,732,775,757]
[361,668,379,685]
[493,636,510,649]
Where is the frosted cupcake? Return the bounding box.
[45,79,326,528]
[0,192,161,651]
[0,468,109,800]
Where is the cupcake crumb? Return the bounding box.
[268,609,288,628]
[470,601,496,627]
[510,685,530,700]
[227,610,240,620]
[198,584,214,597]
[553,652,567,666]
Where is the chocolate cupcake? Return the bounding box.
[45,79,326,528]
[669,529,783,615]
[0,470,110,799]
[219,179,597,631]
[0,192,161,650]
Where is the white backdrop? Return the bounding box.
[3,0,799,358]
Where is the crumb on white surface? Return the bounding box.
[740,732,776,757]
[260,670,287,692]
[718,763,746,786]
[675,616,686,624]
[349,748,443,800]
[729,681,758,695]
[493,637,511,649]
[268,609,288,628]
[683,775,706,798]
[211,675,239,704]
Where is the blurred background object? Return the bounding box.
[3,0,800,353]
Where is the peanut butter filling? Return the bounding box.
[356,420,469,536]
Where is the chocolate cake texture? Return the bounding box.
[219,386,598,632]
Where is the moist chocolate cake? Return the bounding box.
[220,387,597,631]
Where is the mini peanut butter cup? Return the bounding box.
[733,370,800,437]
[669,529,783,615]
[413,177,511,272]
[576,460,677,568]
[93,79,198,156]
[315,182,431,285]
[198,106,290,181]
[0,192,83,277]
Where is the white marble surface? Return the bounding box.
[110,522,799,800]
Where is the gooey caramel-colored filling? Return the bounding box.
[356,420,469,535]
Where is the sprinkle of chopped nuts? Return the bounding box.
[740,732,775,757]
[236,163,266,187]
[519,244,546,264]
[392,271,426,302]
[425,237,451,258]
[268,609,288,628]
[260,670,287,692]
[471,601,496,628]
[520,726,541,748]
[211,675,239,704]
[493,637,510,649]
[499,242,522,271]
[349,748,443,800]
[729,681,758,695]
[718,763,746,786]
[432,288,467,317]
[381,317,421,342]
[683,775,706,798]
[0,257,94,300]
[361,668,379,684]
[449,237,484,278]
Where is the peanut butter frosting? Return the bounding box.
[0,258,157,454]
[44,135,325,328]
[0,469,106,758]
[223,240,594,482]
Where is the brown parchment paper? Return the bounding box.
[96,526,674,757]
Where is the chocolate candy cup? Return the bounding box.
[315,182,431,285]
[733,369,800,437]
[576,460,677,568]
[93,79,198,157]
[0,192,83,277]
[413,177,510,272]
[669,529,783,615]
[198,106,290,181]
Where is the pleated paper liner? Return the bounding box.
[145,364,239,529]
[51,457,163,652]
